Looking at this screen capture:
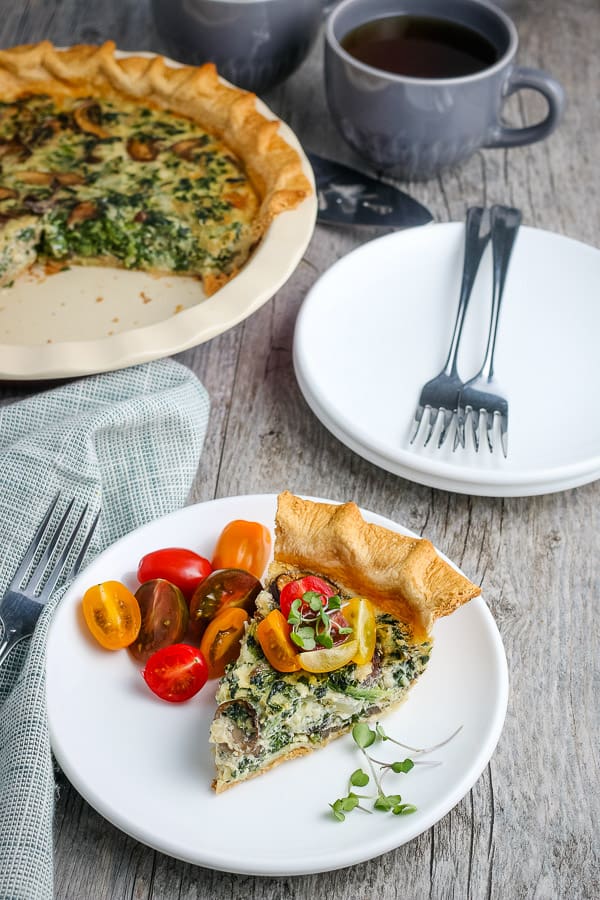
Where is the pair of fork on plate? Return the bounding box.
[409,205,522,457]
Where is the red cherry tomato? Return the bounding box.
[137,548,212,599]
[142,643,208,703]
[279,576,337,620]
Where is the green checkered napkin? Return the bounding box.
[0,359,209,900]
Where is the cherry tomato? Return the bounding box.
[200,607,249,679]
[256,609,301,672]
[297,638,358,673]
[212,520,272,579]
[279,576,337,620]
[82,580,141,650]
[137,548,212,599]
[345,598,377,665]
[189,568,261,638]
[128,579,189,663]
[143,643,208,702]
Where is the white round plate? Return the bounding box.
[46,494,508,876]
[293,224,600,497]
[0,53,316,381]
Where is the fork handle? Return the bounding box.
[442,207,492,376]
[479,205,522,380]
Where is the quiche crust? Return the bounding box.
[272,492,481,641]
[0,41,311,290]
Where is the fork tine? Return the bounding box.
[8,494,61,590]
[422,407,438,447]
[499,415,508,458]
[484,411,493,453]
[437,408,454,448]
[25,498,76,594]
[68,507,100,580]
[453,404,466,451]
[38,503,94,601]
[469,408,480,451]
[409,404,425,444]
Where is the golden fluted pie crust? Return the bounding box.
[271,492,481,640]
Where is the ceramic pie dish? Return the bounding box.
[0,44,316,380]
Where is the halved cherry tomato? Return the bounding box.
[297,638,358,673]
[345,598,377,665]
[212,520,272,579]
[137,548,212,599]
[189,568,261,638]
[279,576,337,620]
[200,607,249,679]
[143,643,208,702]
[256,609,301,672]
[82,580,141,650]
[128,579,189,663]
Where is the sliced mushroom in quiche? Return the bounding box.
[0,42,311,293]
[210,492,481,792]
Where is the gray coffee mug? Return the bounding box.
[325,0,566,179]
[152,0,322,94]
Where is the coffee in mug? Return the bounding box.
[325,0,566,180]
[341,15,499,79]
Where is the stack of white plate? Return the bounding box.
[294,223,600,497]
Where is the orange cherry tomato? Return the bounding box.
[82,580,141,650]
[212,520,272,579]
[199,606,249,679]
[256,609,301,673]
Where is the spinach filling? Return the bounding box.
[212,612,432,784]
[0,93,259,284]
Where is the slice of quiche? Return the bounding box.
[209,492,481,792]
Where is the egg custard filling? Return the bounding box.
[0,42,311,293]
[209,492,481,792]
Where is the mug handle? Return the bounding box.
[484,66,566,149]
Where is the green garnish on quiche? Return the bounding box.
[0,42,310,293]
[210,492,481,792]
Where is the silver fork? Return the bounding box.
[0,495,100,667]
[409,206,492,448]
[454,205,522,457]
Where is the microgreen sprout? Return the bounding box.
[329,721,461,822]
[350,768,370,788]
[287,591,353,651]
[374,722,464,755]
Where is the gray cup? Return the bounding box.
[152,0,323,94]
[325,0,566,179]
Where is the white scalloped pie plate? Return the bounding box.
[0,53,316,380]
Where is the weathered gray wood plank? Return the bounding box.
[0,0,598,897]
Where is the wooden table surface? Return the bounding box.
[1,0,598,897]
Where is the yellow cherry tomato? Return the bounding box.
[82,580,141,650]
[212,520,272,579]
[256,609,301,673]
[297,639,359,674]
[345,598,377,665]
